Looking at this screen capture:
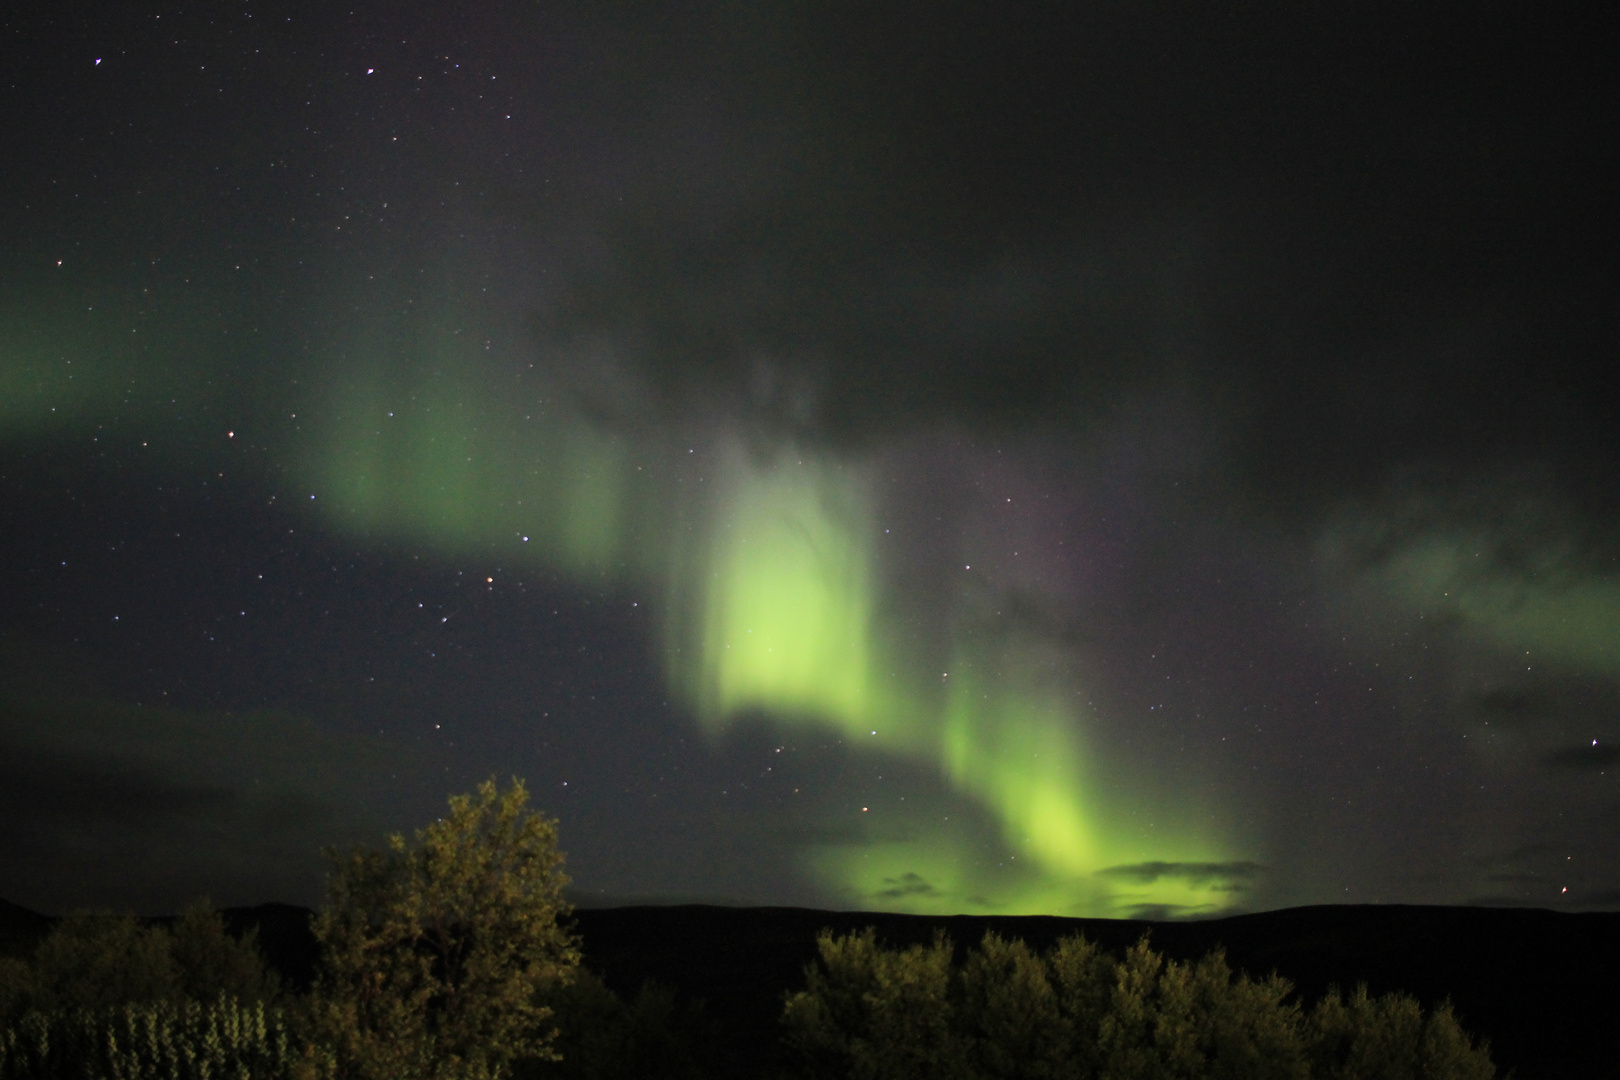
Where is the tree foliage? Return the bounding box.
[783,929,1497,1080]
[517,969,713,1080]
[1305,985,1496,1080]
[168,900,284,1007]
[783,928,965,1080]
[0,901,279,1028]
[299,777,579,1080]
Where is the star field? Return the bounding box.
[1,1,1618,917]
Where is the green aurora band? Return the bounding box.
[5,292,1258,915]
[315,345,637,579]
[287,326,1251,913]
[669,448,1247,914]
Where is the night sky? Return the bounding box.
[3,2,1618,920]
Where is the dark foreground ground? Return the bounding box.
[3,899,1615,1079]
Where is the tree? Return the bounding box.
[1096,941,1309,1080]
[301,777,580,1080]
[1304,984,1494,1080]
[169,897,283,1006]
[12,911,178,1017]
[957,933,1068,1079]
[520,969,714,1080]
[0,901,281,1028]
[783,930,1496,1080]
[1046,933,1116,1075]
[782,928,967,1080]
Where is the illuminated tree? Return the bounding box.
[957,933,1067,1078]
[302,778,579,1080]
[782,928,967,1080]
[1305,984,1495,1080]
[783,930,1496,1080]
[1095,940,1309,1080]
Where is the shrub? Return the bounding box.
[0,995,294,1080]
[1095,941,1308,1080]
[957,934,1067,1079]
[168,899,283,1007]
[10,913,178,1020]
[0,901,280,1031]
[518,969,712,1080]
[782,929,1496,1080]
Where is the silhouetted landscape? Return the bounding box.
[4,898,1614,1079]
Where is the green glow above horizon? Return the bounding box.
[1,297,164,437]
[1357,532,1620,677]
[806,835,1110,916]
[310,345,634,578]
[674,447,1245,916]
[942,663,1098,875]
[261,305,1250,917]
[808,828,1243,918]
[684,450,882,734]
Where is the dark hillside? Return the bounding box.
[3,899,1615,1078]
[219,903,321,992]
[568,904,1620,1080]
[0,899,49,961]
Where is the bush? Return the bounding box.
[0,902,279,1029]
[9,913,177,1020]
[957,934,1067,1079]
[782,929,1497,1080]
[0,995,294,1080]
[517,969,712,1080]
[168,900,283,1007]
[1095,940,1308,1080]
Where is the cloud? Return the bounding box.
[1486,871,1547,884]
[1119,902,1224,921]
[1319,478,1620,682]
[1099,861,1265,887]
[0,744,236,830]
[774,823,874,846]
[1463,894,1538,908]
[1470,688,1557,728]
[1542,743,1620,770]
[0,689,417,913]
[872,872,943,901]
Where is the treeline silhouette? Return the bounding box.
[779,928,1491,1080]
[0,907,1501,1080]
[3,779,1609,1078]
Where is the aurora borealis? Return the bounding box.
[3,1,1618,919]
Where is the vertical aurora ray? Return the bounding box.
[308,325,634,578]
[941,660,1098,875]
[0,286,235,442]
[674,443,1247,916]
[680,447,884,735]
[277,286,1248,916]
